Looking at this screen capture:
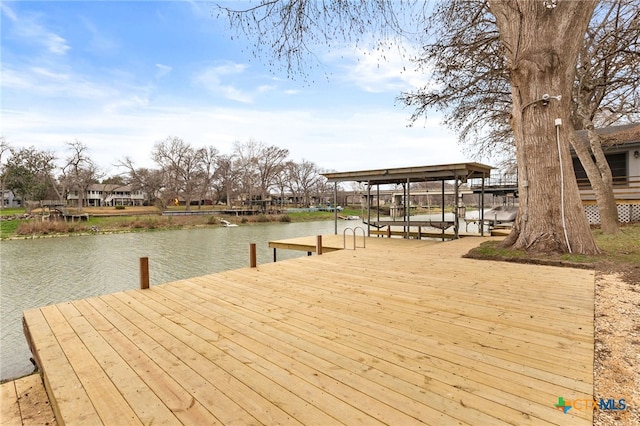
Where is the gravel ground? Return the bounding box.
[593,272,640,425]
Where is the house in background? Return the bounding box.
[67,184,147,207]
[1,189,21,208]
[573,123,640,224]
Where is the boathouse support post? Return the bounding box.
[333,183,338,235]
[316,235,323,255]
[140,257,149,289]
[367,182,372,237]
[454,175,460,239]
[480,172,486,236]
[406,178,411,239]
[250,243,257,268]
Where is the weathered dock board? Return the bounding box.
[0,374,56,425]
[23,237,594,425]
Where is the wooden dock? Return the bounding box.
[1,373,56,425]
[22,236,594,425]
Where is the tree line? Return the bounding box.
[0,136,333,212]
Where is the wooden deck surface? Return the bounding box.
[22,236,594,425]
[1,373,56,425]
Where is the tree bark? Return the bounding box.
[569,127,619,235]
[490,0,599,254]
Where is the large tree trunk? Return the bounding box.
[490,0,599,254]
[569,127,619,235]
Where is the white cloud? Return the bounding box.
[3,97,468,177]
[155,64,173,79]
[326,44,429,94]
[1,3,18,21]
[80,16,119,54]
[7,8,71,55]
[2,64,119,99]
[193,63,255,103]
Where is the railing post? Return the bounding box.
[316,235,323,255]
[250,243,257,268]
[140,257,149,289]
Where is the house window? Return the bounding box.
[573,152,628,188]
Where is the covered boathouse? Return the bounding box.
[322,162,494,239]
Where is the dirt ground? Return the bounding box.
[593,272,640,425]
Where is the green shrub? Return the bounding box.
[279,215,291,223]
[115,205,125,210]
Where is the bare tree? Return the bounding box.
[218,0,601,253]
[488,0,599,254]
[569,0,640,234]
[233,140,261,209]
[312,170,333,206]
[399,1,512,162]
[401,0,638,236]
[273,161,293,210]
[118,157,165,208]
[213,154,241,207]
[0,137,10,210]
[60,141,100,212]
[255,143,289,211]
[195,146,220,208]
[152,136,201,210]
[288,159,320,207]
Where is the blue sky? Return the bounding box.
[1,0,470,177]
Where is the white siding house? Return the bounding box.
[573,123,640,223]
[1,190,21,208]
[67,184,146,207]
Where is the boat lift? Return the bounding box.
[322,162,493,239]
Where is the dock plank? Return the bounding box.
[72,298,220,425]
[40,303,143,425]
[144,283,464,425]
[22,307,103,425]
[23,236,594,425]
[1,374,57,426]
[1,380,22,426]
[176,269,591,424]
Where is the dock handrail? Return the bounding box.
[343,226,366,250]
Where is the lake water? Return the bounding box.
[1,214,483,381]
[0,220,362,381]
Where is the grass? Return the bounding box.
[0,220,21,239]
[0,208,26,217]
[466,222,640,282]
[0,208,26,238]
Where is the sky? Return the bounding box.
[1,0,475,178]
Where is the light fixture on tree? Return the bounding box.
[544,0,558,9]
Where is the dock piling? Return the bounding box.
[316,235,323,255]
[140,257,149,289]
[250,243,257,267]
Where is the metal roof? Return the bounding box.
[321,162,493,185]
